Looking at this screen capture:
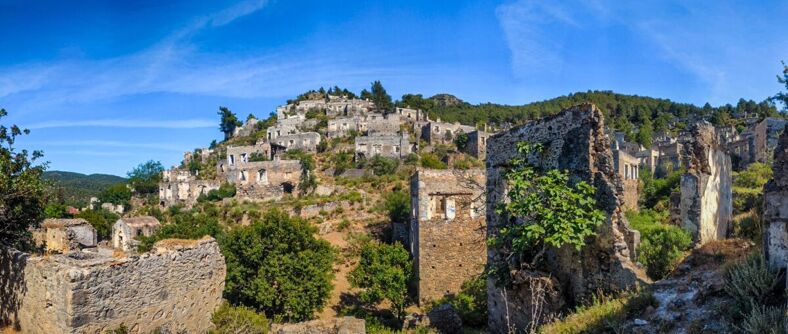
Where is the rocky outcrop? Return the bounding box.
[679,122,733,245]
[427,303,463,334]
[485,104,648,333]
[0,237,225,333]
[763,125,788,271]
[270,317,365,334]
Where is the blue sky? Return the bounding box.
[0,0,786,176]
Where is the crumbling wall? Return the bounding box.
[764,126,788,270]
[271,316,365,334]
[485,104,647,332]
[1,237,225,333]
[679,122,732,244]
[410,169,486,303]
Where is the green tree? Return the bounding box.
[489,142,605,284]
[211,302,269,334]
[369,81,393,113]
[772,61,788,112]
[348,241,413,321]
[75,209,120,240]
[368,155,399,176]
[44,203,69,219]
[127,160,164,195]
[283,150,317,194]
[383,191,410,226]
[223,210,335,322]
[454,131,469,151]
[98,183,132,207]
[219,106,242,140]
[0,109,47,247]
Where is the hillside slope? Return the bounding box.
[43,171,127,206]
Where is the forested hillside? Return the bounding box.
[43,171,127,206]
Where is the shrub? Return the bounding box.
[75,209,120,240]
[489,142,605,285]
[419,152,446,169]
[349,241,413,321]
[538,291,657,334]
[368,155,399,176]
[223,210,335,322]
[383,191,410,226]
[736,305,786,334]
[211,302,269,334]
[137,208,223,252]
[626,209,692,279]
[724,253,783,317]
[198,183,236,202]
[431,276,487,328]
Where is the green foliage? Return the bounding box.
[724,253,784,319]
[348,241,413,321]
[331,151,355,176]
[197,183,237,203]
[223,210,335,322]
[454,131,469,151]
[283,150,317,194]
[490,142,605,282]
[538,291,658,334]
[639,167,682,209]
[137,207,223,252]
[367,81,393,112]
[42,171,126,207]
[219,106,242,140]
[127,160,164,195]
[419,152,446,169]
[211,302,269,334]
[383,191,410,226]
[98,183,132,207]
[105,324,129,334]
[430,276,487,328]
[736,305,786,334]
[772,61,788,112]
[0,109,47,247]
[75,209,120,240]
[368,155,399,176]
[44,203,70,219]
[733,162,773,215]
[248,152,269,162]
[626,210,693,279]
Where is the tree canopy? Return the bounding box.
[127,160,164,195]
[219,106,242,140]
[348,241,413,321]
[0,109,47,247]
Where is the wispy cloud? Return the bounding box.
[26,119,215,130]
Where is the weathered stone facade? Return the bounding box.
[485,104,647,333]
[270,316,365,334]
[678,122,732,245]
[158,169,220,207]
[612,149,640,211]
[271,132,321,152]
[226,159,303,199]
[112,216,161,252]
[465,130,490,160]
[355,134,416,160]
[38,219,97,254]
[409,169,486,303]
[0,237,225,333]
[421,121,477,146]
[763,125,788,271]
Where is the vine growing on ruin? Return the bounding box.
[488,142,605,286]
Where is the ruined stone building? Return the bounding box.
[267,124,299,141]
[113,216,161,252]
[0,237,225,333]
[464,130,490,160]
[612,148,640,211]
[226,142,274,165]
[676,122,732,245]
[764,125,787,271]
[636,147,661,174]
[233,117,259,137]
[226,159,302,199]
[327,116,364,138]
[395,107,425,123]
[325,97,374,117]
[485,104,647,332]
[271,132,322,152]
[408,169,486,303]
[158,169,220,207]
[727,117,787,169]
[421,120,477,146]
[366,112,401,135]
[32,219,97,254]
[354,134,417,160]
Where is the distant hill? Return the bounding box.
[43,171,127,206]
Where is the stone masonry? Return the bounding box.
[611,148,640,211]
[678,122,732,245]
[485,104,647,332]
[409,168,486,303]
[0,237,225,334]
[763,125,787,271]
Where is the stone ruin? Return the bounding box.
[611,147,640,211]
[158,169,220,207]
[354,133,417,160]
[485,104,647,332]
[31,219,97,254]
[270,316,365,334]
[764,125,787,272]
[407,168,486,303]
[677,122,732,244]
[0,237,225,333]
[112,216,161,252]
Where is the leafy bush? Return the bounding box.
[283,150,317,194]
[431,276,487,328]
[223,210,335,322]
[639,168,682,209]
[489,142,605,284]
[736,305,786,334]
[75,209,120,240]
[626,209,693,279]
[368,156,399,176]
[211,302,269,334]
[331,151,355,176]
[419,152,447,169]
[198,183,236,202]
[137,208,223,252]
[98,183,132,207]
[724,253,783,317]
[349,241,413,321]
[383,191,410,227]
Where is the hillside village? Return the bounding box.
[1,83,787,333]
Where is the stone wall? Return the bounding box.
[227,159,303,200]
[355,134,415,160]
[679,122,732,245]
[764,125,788,270]
[485,104,647,333]
[0,237,225,333]
[612,149,640,211]
[159,169,221,207]
[465,130,490,160]
[270,316,365,334]
[409,169,486,303]
[271,132,322,152]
